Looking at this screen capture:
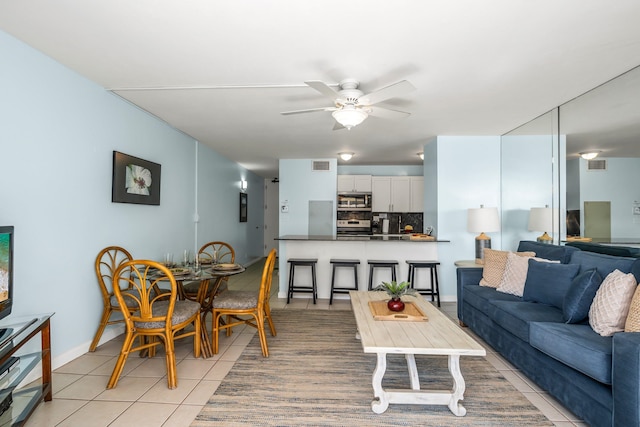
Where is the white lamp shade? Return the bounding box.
[467,207,500,233]
[338,152,354,161]
[332,106,368,130]
[528,207,553,232]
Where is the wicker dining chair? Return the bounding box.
[107,260,201,389]
[182,241,235,299]
[90,246,136,352]
[212,249,277,357]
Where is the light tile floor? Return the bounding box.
[24,263,587,426]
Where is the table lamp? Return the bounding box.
[467,205,500,264]
[528,206,554,243]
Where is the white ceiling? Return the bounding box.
[1,1,640,178]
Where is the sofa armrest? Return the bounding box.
[456,267,483,324]
[613,332,640,426]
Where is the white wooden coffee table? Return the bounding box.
[349,291,486,416]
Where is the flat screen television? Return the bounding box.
[0,226,14,329]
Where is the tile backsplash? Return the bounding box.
[372,212,425,234]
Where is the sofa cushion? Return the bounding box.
[463,284,522,313]
[479,249,535,288]
[497,253,559,297]
[486,300,564,342]
[523,260,580,309]
[570,250,636,278]
[589,269,637,336]
[563,268,603,323]
[530,322,613,385]
[518,240,578,263]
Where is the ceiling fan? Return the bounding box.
[281,78,416,130]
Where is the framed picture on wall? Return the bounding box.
[112,151,161,205]
[239,192,248,222]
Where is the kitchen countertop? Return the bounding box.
[276,234,449,242]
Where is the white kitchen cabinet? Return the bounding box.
[410,176,424,212]
[337,175,372,192]
[372,176,411,212]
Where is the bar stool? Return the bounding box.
[406,260,441,307]
[329,259,360,305]
[367,260,398,290]
[287,258,318,304]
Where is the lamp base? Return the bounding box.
[537,232,553,244]
[475,233,492,264]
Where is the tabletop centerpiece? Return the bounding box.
[373,281,418,312]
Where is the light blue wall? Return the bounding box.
[337,165,423,176]
[579,157,640,238]
[566,158,580,211]
[0,30,263,367]
[195,145,264,262]
[277,158,337,294]
[423,138,438,231]
[433,136,501,300]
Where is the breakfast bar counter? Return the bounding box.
[276,235,449,300]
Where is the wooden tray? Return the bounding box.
[368,300,428,321]
[409,234,435,241]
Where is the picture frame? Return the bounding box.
[112,151,161,205]
[239,192,248,222]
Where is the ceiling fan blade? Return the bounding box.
[281,107,336,115]
[367,106,411,119]
[361,80,416,105]
[304,81,339,100]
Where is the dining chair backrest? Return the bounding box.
[198,241,235,265]
[90,245,135,352]
[95,246,134,300]
[258,249,277,311]
[113,260,178,330]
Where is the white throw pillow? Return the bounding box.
[496,252,558,297]
[589,269,637,336]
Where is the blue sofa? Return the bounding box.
[457,241,640,427]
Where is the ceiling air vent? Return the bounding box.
[312,160,331,171]
[587,159,607,171]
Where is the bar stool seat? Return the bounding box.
[406,260,441,307]
[329,259,360,305]
[367,259,398,290]
[287,258,318,304]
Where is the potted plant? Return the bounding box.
[373,281,419,312]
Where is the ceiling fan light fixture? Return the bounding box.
[338,152,354,161]
[579,151,601,160]
[332,107,368,130]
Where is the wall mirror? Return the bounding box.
[501,64,640,246]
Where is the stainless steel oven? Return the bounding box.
[337,219,372,235]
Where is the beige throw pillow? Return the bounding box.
[496,252,559,297]
[589,269,637,337]
[625,285,640,332]
[479,249,536,288]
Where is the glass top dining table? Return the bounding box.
[159,264,246,358]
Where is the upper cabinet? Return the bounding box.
[337,175,372,193]
[372,176,417,212]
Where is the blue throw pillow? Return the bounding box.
[523,260,580,309]
[563,268,603,323]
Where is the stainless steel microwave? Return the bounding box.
[337,193,372,211]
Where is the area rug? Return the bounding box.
[192,310,553,426]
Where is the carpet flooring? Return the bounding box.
[193,309,553,426]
